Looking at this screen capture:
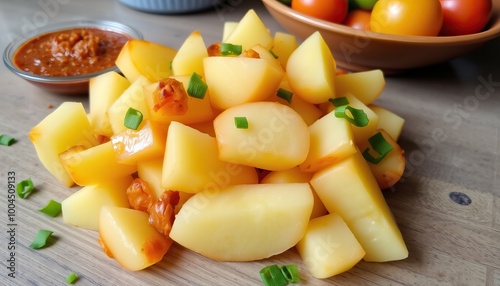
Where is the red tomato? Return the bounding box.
[343,9,371,31]
[292,0,349,24]
[439,0,493,36]
[370,0,443,36]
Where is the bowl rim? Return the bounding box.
[3,19,143,84]
[262,0,500,45]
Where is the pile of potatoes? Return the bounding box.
[29,9,407,279]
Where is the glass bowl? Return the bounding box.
[3,19,143,95]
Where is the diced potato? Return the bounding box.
[110,120,167,165]
[296,213,365,279]
[89,71,131,138]
[62,176,133,230]
[99,206,173,271]
[137,158,193,212]
[335,69,385,105]
[29,102,99,187]
[223,9,273,50]
[261,167,327,219]
[222,21,238,42]
[137,157,164,199]
[162,121,258,194]
[115,39,177,83]
[170,183,313,261]
[60,141,137,186]
[358,130,406,189]
[266,76,324,126]
[369,104,405,141]
[107,76,151,134]
[213,101,310,171]
[172,31,208,77]
[143,75,214,126]
[204,56,284,110]
[272,32,298,70]
[286,31,336,104]
[300,112,357,173]
[249,44,284,72]
[188,120,216,137]
[310,150,408,262]
[324,93,379,145]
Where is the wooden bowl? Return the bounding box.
[262,0,500,73]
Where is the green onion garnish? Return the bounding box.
[277,88,293,104]
[66,272,78,284]
[221,43,242,56]
[362,132,394,164]
[39,199,62,217]
[29,229,54,249]
[17,178,35,199]
[280,265,300,283]
[334,105,369,127]
[269,49,279,59]
[234,117,249,129]
[124,107,143,130]
[260,265,288,286]
[329,97,349,107]
[187,72,208,99]
[0,134,16,146]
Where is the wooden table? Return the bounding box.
[1,0,499,285]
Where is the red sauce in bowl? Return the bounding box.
[14,27,130,77]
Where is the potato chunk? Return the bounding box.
[60,141,137,186]
[170,183,313,261]
[296,213,365,278]
[115,39,176,83]
[29,102,98,187]
[204,56,284,110]
[310,150,408,262]
[223,9,273,50]
[162,121,258,194]
[99,206,173,271]
[335,69,385,105]
[62,176,133,230]
[286,31,336,104]
[213,101,310,171]
[299,112,357,173]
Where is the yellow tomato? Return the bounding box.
[370,0,443,36]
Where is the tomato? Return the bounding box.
[353,0,378,10]
[292,0,349,24]
[343,9,371,30]
[439,0,492,36]
[370,0,443,36]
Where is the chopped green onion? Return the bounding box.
[66,272,78,284]
[39,199,62,217]
[124,107,143,130]
[334,105,369,127]
[0,134,16,146]
[277,88,293,104]
[234,117,249,129]
[17,178,35,199]
[362,132,394,164]
[221,43,242,56]
[328,97,349,107]
[187,72,208,99]
[280,265,300,283]
[260,265,288,286]
[29,229,54,249]
[269,49,279,59]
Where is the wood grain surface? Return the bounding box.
[0,0,499,285]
